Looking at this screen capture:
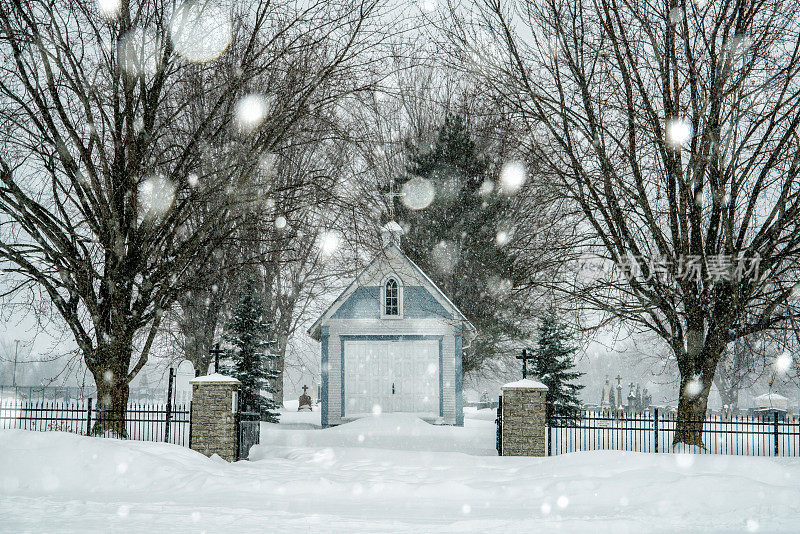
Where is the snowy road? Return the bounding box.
[1,412,799,533]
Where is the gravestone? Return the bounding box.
[626,382,636,414]
[298,385,312,411]
[600,377,611,417]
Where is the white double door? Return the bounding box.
[344,339,439,416]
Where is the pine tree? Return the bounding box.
[529,314,585,419]
[221,279,280,423]
[398,113,523,374]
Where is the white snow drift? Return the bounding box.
[1,412,799,533]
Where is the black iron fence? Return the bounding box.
[236,410,260,461]
[0,398,191,446]
[548,408,800,457]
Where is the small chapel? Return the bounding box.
[307,221,476,427]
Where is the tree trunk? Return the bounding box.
[91,367,130,438]
[271,332,288,407]
[673,375,712,448]
[89,338,133,438]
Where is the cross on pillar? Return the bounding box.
[382,179,405,221]
[516,349,535,379]
[302,385,309,395]
[209,343,225,374]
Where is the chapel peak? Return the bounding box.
[381,221,404,248]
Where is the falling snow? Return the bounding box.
[499,161,526,194]
[170,0,232,63]
[666,118,692,147]
[400,176,435,210]
[774,352,792,373]
[139,176,176,217]
[117,28,163,78]
[235,94,274,133]
[97,0,121,19]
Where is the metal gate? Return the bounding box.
[495,395,503,456]
[236,410,260,461]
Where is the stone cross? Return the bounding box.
[302,385,308,394]
[517,349,535,379]
[209,343,225,373]
[382,179,405,221]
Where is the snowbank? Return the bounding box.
[257,413,498,455]
[188,373,240,384]
[2,425,800,532]
[502,378,548,389]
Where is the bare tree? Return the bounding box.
[0,0,385,433]
[445,0,800,445]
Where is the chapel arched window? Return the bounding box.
[385,278,399,316]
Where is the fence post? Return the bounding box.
[86,397,93,436]
[654,408,659,453]
[164,367,174,443]
[188,401,193,449]
[774,414,779,456]
[495,395,502,456]
[546,403,552,457]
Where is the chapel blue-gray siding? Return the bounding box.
[330,286,451,319]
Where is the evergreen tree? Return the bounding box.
[221,279,280,423]
[529,313,585,419]
[398,113,522,374]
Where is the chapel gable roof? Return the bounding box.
[307,243,475,341]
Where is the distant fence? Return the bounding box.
[0,385,192,404]
[549,408,800,457]
[0,398,191,446]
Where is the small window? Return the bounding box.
[385,278,399,316]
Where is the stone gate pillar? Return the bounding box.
[501,379,548,456]
[189,373,241,462]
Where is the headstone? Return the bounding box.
[609,386,616,414]
[600,377,611,417]
[626,382,636,414]
[298,385,312,411]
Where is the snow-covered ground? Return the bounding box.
[1,407,799,533]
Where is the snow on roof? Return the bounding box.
[382,221,404,234]
[754,393,788,400]
[754,392,789,410]
[189,373,240,384]
[502,378,548,390]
